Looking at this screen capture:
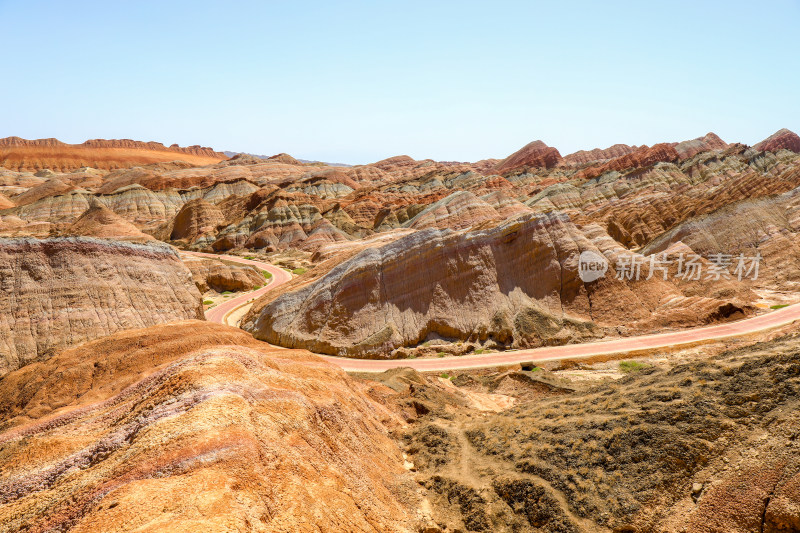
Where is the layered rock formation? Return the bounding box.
[576,143,680,179]
[11,178,74,207]
[66,200,154,242]
[493,140,562,173]
[0,137,227,172]
[0,321,419,532]
[245,213,750,357]
[0,238,202,376]
[753,128,800,153]
[561,143,637,165]
[4,130,798,261]
[674,132,728,159]
[182,254,267,293]
[0,193,14,209]
[168,198,225,243]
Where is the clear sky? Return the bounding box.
[1,0,798,164]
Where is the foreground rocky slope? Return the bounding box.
[367,334,800,532]
[0,237,203,376]
[0,321,420,532]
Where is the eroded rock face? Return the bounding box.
[182,254,266,292]
[169,198,225,242]
[0,193,14,209]
[0,321,419,532]
[65,200,154,242]
[244,213,748,357]
[0,238,203,376]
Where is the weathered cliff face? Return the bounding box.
[0,238,203,376]
[0,137,227,172]
[0,321,420,532]
[244,213,750,358]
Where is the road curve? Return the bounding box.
[322,304,800,372]
[184,251,293,324]
[187,252,800,373]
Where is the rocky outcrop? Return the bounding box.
[0,238,203,376]
[674,132,728,159]
[245,213,748,357]
[494,140,562,173]
[561,143,637,165]
[11,178,74,207]
[370,155,418,172]
[576,143,680,179]
[753,128,800,153]
[0,137,227,172]
[182,254,266,292]
[169,198,225,242]
[0,193,14,210]
[268,152,302,165]
[404,191,503,231]
[66,200,154,241]
[0,321,419,532]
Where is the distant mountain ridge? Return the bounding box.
[0,137,227,172]
[222,150,352,167]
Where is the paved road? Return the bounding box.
[188,252,800,373]
[185,252,293,324]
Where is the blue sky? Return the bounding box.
[1,0,798,164]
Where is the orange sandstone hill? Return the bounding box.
[0,321,421,532]
[0,137,228,172]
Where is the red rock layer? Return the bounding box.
[674,132,728,159]
[576,143,680,179]
[494,140,562,173]
[182,254,266,292]
[0,137,228,172]
[753,128,800,153]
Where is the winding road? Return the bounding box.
[188,252,800,373]
[185,252,292,324]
